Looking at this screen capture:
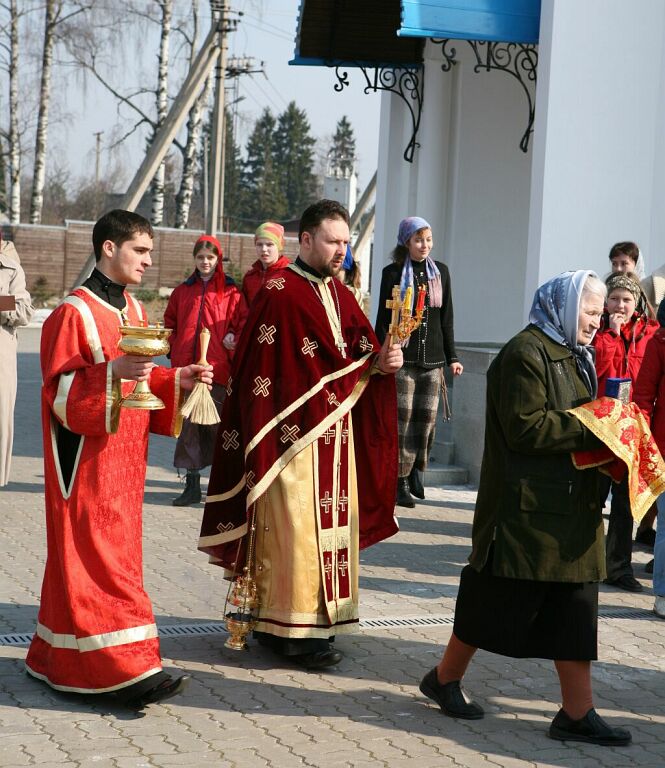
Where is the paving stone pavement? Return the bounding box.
[1,327,664,768]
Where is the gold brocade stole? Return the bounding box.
[313,412,354,624]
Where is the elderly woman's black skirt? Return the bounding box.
[453,548,598,660]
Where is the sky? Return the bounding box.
[57,0,382,197]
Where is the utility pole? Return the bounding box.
[226,55,264,143]
[219,55,263,233]
[207,1,236,238]
[93,131,103,185]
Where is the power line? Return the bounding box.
[240,19,293,43]
[241,12,295,39]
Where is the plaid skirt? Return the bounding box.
[173,383,225,470]
[396,365,442,477]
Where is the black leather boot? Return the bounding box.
[408,466,425,499]
[396,477,415,508]
[172,471,202,506]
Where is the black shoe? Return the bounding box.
[635,528,656,548]
[396,477,415,508]
[645,558,654,574]
[172,472,202,506]
[293,649,343,670]
[418,668,484,720]
[408,467,425,500]
[549,708,631,746]
[127,674,191,708]
[604,574,643,592]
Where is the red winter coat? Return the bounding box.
[634,329,665,451]
[164,268,248,386]
[241,256,291,305]
[592,314,658,396]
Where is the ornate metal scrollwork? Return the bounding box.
[333,65,424,163]
[431,39,538,153]
[430,38,458,72]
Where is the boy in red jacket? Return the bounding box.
[593,272,657,591]
[241,222,291,305]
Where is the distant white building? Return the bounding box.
[323,160,358,214]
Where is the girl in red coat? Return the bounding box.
[164,235,248,505]
[241,221,291,305]
[593,271,657,591]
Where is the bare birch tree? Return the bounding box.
[150,0,173,226]
[174,0,212,228]
[29,0,91,224]
[0,0,35,223]
[28,0,58,223]
[6,0,20,222]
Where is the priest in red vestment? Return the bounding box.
[199,200,403,669]
[26,210,213,708]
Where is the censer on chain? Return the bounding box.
[224,504,260,651]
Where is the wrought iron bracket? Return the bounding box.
[332,65,424,163]
[430,39,538,153]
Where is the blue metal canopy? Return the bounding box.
[399,0,541,44]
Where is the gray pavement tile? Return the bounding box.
[3,339,665,768]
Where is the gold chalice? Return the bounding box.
[117,323,172,410]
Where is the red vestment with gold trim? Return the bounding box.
[199,264,399,636]
[26,288,182,693]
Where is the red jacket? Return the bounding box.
[592,314,658,396]
[164,268,248,386]
[241,256,291,305]
[634,329,665,451]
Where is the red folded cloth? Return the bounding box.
[570,397,665,522]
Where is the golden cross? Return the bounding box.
[386,286,402,345]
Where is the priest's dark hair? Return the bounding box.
[92,209,154,261]
[298,199,349,241]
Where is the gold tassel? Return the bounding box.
[180,327,221,425]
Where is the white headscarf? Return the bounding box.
[528,270,599,397]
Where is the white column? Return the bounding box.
[370,92,412,323]
[415,43,454,250]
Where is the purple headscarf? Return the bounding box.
[397,217,431,246]
[396,216,442,315]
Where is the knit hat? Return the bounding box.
[195,234,222,257]
[255,221,285,251]
[605,272,641,304]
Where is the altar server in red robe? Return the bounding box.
[241,221,291,305]
[26,210,213,708]
[199,200,403,670]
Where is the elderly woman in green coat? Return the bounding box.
[419,270,632,747]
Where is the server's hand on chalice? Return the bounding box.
[377,336,403,374]
[112,355,155,381]
[179,364,214,392]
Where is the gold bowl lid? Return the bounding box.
[119,324,173,338]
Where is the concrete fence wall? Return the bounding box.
[3,221,300,297]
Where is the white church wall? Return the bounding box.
[526,0,665,316]
[372,40,533,343]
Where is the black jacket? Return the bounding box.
[469,326,605,582]
[375,260,458,369]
